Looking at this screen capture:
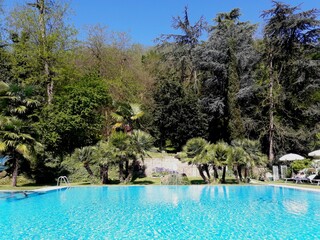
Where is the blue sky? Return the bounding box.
[3,0,320,46]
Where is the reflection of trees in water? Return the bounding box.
[283,200,308,215]
[144,186,230,206]
[144,186,182,206]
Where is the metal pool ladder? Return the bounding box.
[57,176,70,186]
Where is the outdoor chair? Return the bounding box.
[284,172,305,183]
[295,174,316,184]
[311,179,320,186]
[284,177,296,183]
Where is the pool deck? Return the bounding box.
[268,184,320,193]
[0,186,68,193]
[32,186,68,192]
[1,184,319,194]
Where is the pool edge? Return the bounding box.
[268,184,320,193]
[0,186,68,193]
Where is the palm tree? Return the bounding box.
[0,116,41,186]
[0,81,41,186]
[108,131,131,182]
[131,130,154,159]
[200,143,220,182]
[231,139,268,181]
[110,102,144,133]
[179,137,211,183]
[95,140,121,184]
[125,130,153,182]
[72,146,96,177]
[0,81,40,119]
[228,146,248,183]
[104,130,154,183]
[213,141,231,184]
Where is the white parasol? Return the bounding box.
[279,153,305,161]
[308,149,320,158]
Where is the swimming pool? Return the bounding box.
[0,186,319,239]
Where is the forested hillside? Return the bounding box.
[0,1,319,185]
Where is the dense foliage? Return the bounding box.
[0,0,319,186]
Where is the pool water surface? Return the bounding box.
[0,186,319,239]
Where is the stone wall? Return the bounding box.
[143,156,200,177]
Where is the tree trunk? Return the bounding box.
[83,163,94,177]
[124,161,133,183]
[37,0,53,104]
[268,56,275,164]
[119,162,124,182]
[124,160,129,178]
[125,160,141,183]
[47,79,53,105]
[237,165,243,182]
[203,164,211,182]
[193,69,199,94]
[100,164,109,184]
[12,159,19,187]
[244,167,250,182]
[197,165,209,184]
[124,172,132,184]
[213,166,219,179]
[233,166,240,184]
[221,166,227,184]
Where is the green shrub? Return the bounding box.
[291,160,312,173]
[160,174,190,185]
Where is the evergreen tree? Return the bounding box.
[152,78,207,151]
[261,1,320,162]
[157,6,206,92]
[198,9,259,143]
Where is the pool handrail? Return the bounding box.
[57,176,70,186]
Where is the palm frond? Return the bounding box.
[19,133,35,141]
[23,98,41,107]
[0,96,16,100]
[112,122,123,129]
[110,112,124,122]
[130,103,144,116]
[3,131,20,140]
[0,142,7,152]
[16,144,31,159]
[131,111,144,120]
[0,81,9,92]
[12,105,27,114]
[5,140,17,147]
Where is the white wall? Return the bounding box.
[144,156,200,177]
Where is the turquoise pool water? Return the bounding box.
[0,186,319,239]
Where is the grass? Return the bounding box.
[1,176,320,191]
[132,177,161,185]
[0,184,52,191]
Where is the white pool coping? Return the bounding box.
[269,184,320,193]
[32,186,68,192]
[0,186,68,193]
[1,184,320,194]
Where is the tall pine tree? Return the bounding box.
[198,9,259,143]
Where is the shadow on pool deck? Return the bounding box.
[20,183,55,187]
[132,180,155,185]
[190,179,205,184]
